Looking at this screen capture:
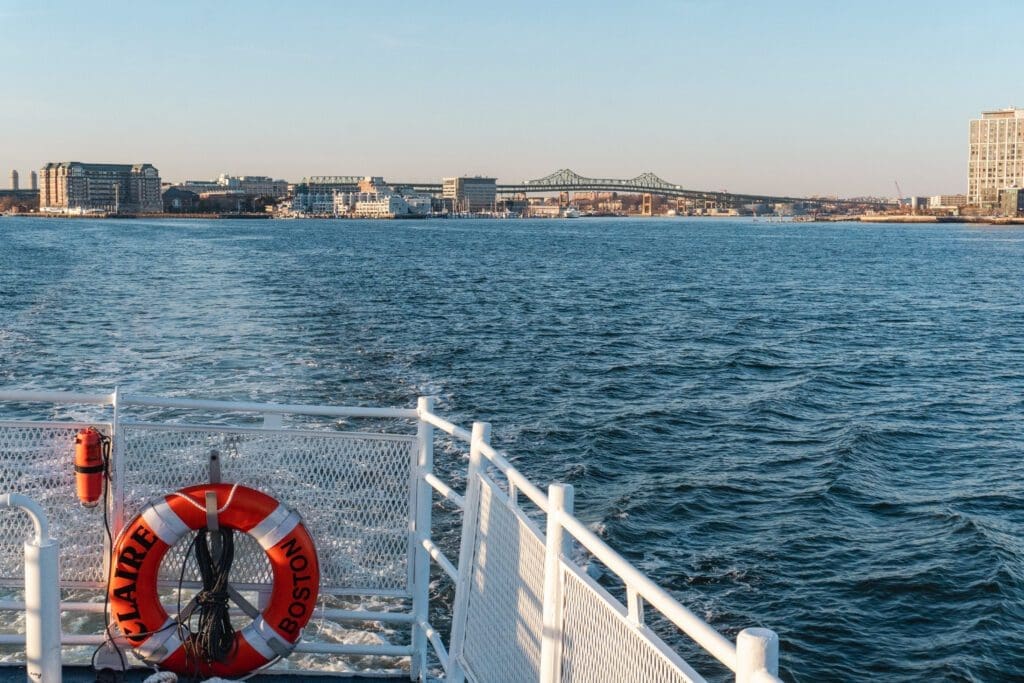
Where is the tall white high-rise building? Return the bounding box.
[968,108,1024,208]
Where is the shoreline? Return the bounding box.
[5,212,272,220]
[817,215,1024,225]
[4,212,1023,225]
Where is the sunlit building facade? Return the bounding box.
[442,176,496,212]
[39,162,162,213]
[968,108,1024,209]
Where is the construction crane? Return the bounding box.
[894,180,907,213]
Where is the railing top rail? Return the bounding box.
[478,442,549,512]
[121,394,417,419]
[418,409,550,511]
[417,408,472,442]
[0,390,114,406]
[0,389,417,419]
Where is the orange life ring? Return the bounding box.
[109,483,320,678]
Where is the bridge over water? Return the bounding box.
[399,168,886,207]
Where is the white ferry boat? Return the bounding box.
[0,389,781,682]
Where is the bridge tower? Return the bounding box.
[641,193,653,216]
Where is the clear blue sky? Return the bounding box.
[1,1,1021,196]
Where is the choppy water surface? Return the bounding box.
[1,216,1023,681]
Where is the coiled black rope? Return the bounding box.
[189,527,237,663]
[93,431,128,674]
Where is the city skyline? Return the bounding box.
[1,1,1022,197]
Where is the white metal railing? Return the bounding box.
[415,406,783,683]
[0,493,61,682]
[0,388,422,672]
[0,389,782,682]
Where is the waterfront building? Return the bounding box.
[968,108,1024,209]
[357,177,388,193]
[336,192,426,218]
[909,197,930,212]
[525,204,562,218]
[572,191,614,201]
[217,174,288,198]
[176,175,288,199]
[999,188,1024,217]
[291,177,431,218]
[9,170,18,191]
[161,188,199,213]
[290,188,337,216]
[286,177,362,215]
[442,176,496,212]
[0,189,39,212]
[197,191,258,213]
[177,180,222,195]
[928,194,968,210]
[300,176,362,194]
[39,162,162,214]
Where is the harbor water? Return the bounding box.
[1,216,1022,681]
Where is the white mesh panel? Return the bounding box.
[560,563,701,683]
[0,421,415,595]
[119,424,416,595]
[460,476,546,683]
[0,422,110,585]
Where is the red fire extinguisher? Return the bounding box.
[74,428,106,507]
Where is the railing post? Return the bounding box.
[446,421,490,683]
[540,483,574,683]
[110,386,125,535]
[736,627,779,683]
[411,397,435,682]
[0,494,61,683]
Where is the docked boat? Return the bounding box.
[0,389,781,682]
